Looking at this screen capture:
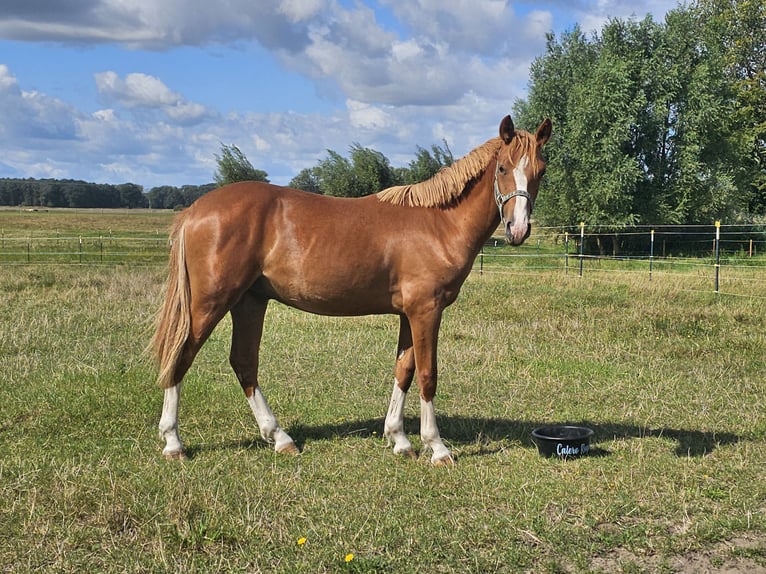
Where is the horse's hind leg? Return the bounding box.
[384,315,418,459]
[230,292,298,455]
[158,305,229,459]
[159,384,184,459]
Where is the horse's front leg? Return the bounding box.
[384,316,418,459]
[411,309,454,466]
[230,293,298,455]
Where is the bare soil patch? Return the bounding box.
[590,534,766,573]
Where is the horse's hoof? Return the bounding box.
[276,442,300,456]
[400,448,418,461]
[163,450,187,461]
[432,454,455,466]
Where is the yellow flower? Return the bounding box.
[344,553,354,563]
[297,537,307,546]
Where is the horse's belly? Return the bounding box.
[253,273,398,317]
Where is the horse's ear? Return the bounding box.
[536,118,552,146]
[499,115,515,144]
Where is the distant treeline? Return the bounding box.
[0,178,216,209]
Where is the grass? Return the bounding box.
[1,256,765,572]
[0,208,173,265]
[0,206,174,235]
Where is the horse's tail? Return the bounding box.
[150,214,191,389]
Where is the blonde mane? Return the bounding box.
[376,131,540,208]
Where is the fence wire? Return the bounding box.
[2,223,765,299]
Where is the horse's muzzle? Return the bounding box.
[505,221,531,246]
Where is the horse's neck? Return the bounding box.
[445,166,500,251]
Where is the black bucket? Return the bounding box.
[531,425,594,459]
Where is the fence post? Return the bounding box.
[714,221,720,293]
[479,247,484,276]
[578,222,585,277]
[79,236,83,264]
[649,229,655,281]
[564,232,569,275]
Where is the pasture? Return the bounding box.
[1,209,765,573]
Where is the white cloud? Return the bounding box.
[95,71,210,124]
[563,0,680,33]
[0,1,550,109]
[0,64,18,89]
[278,0,327,22]
[0,65,79,141]
[347,100,392,131]
[96,71,176,107]
[0,1,681,189]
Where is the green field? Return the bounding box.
[1,210,765,573]
[0,208,173,265]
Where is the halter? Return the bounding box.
[493,159,534,226]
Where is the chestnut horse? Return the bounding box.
[151,115,551,465]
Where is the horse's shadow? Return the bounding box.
[184,415,741,459]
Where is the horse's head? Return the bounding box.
[494,116,552,246]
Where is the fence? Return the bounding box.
[0,234,168,265]
[478,222,766,298]
[2,223,765,298]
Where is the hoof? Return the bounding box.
[163,450,187,461]
[399,448,419,461]
[432,454,455,467]
[276,441,300,456]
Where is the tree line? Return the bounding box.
[0,141,453,210]
[0,178,219,210]
[212,142,455,198]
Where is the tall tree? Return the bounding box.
[698,0,766,214]
[313,144,399,198]
[404,141,454,184]
[515,4,761,230]
[289,167,322,194]
[214,144,269,187]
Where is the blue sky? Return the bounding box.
[0,0,680,189]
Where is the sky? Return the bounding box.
[0,0,681,190]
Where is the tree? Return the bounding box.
[289,168,322,194]
[698,0,766,214]
[404,140,454,184]
[293,140,454,199]
[515,4,760,235]
[181,184,215,206]
[147,186,183,210]
[347,143,398,196]
[312,144,399,198]
[214,144,269,187]
[117,183,147,208]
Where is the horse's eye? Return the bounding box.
[498,165,506,174]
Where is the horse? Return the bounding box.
[150,115,551,465]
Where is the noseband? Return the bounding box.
[493,159,534,226]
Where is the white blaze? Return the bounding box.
[512,154,530,222]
